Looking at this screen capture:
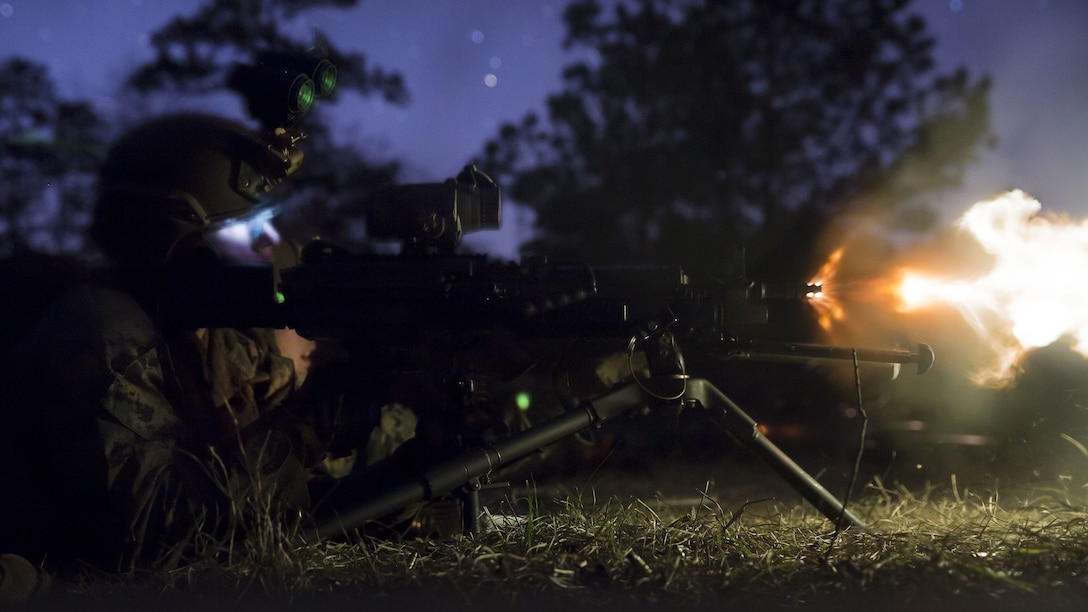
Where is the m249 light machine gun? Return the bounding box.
[207,49,934,538]
[261,170,933,538]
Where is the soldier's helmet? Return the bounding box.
[91,113,295,269]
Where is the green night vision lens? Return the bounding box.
[295,79,315,113]
[314,61,337,97]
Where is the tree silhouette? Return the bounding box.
[481,0,992,278]
[0,58,107,256]
[125,0,410,247]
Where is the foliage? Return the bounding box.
[124,0,410,247]
[0,58,107,256]
[481,0,993,278]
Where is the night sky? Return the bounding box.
[2,0,1088,257]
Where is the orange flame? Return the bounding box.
[807,246,845,331]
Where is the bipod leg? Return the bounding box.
[456,478,510,534]
[457,480,482,535]
[683,379,867,530]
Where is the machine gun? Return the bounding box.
[285,220,932,536]
[203,50,936,537]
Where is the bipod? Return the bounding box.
[309,378,866,540]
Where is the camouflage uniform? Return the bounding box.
[364,403,419,468]
[0,281,316,570]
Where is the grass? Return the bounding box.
[37,465,1088,611]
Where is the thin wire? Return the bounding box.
[825,348,869,559]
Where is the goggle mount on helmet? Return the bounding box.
[226,41,340,205]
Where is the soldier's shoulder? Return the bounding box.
[49,283,156,337]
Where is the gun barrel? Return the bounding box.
[759,282,823,300]
[727,341,934,375]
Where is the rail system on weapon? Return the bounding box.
[194,49,936,537]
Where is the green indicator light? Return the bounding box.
[275,291,285,304]
[515,392,531,411]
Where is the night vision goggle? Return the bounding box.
[228,47,338,131]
